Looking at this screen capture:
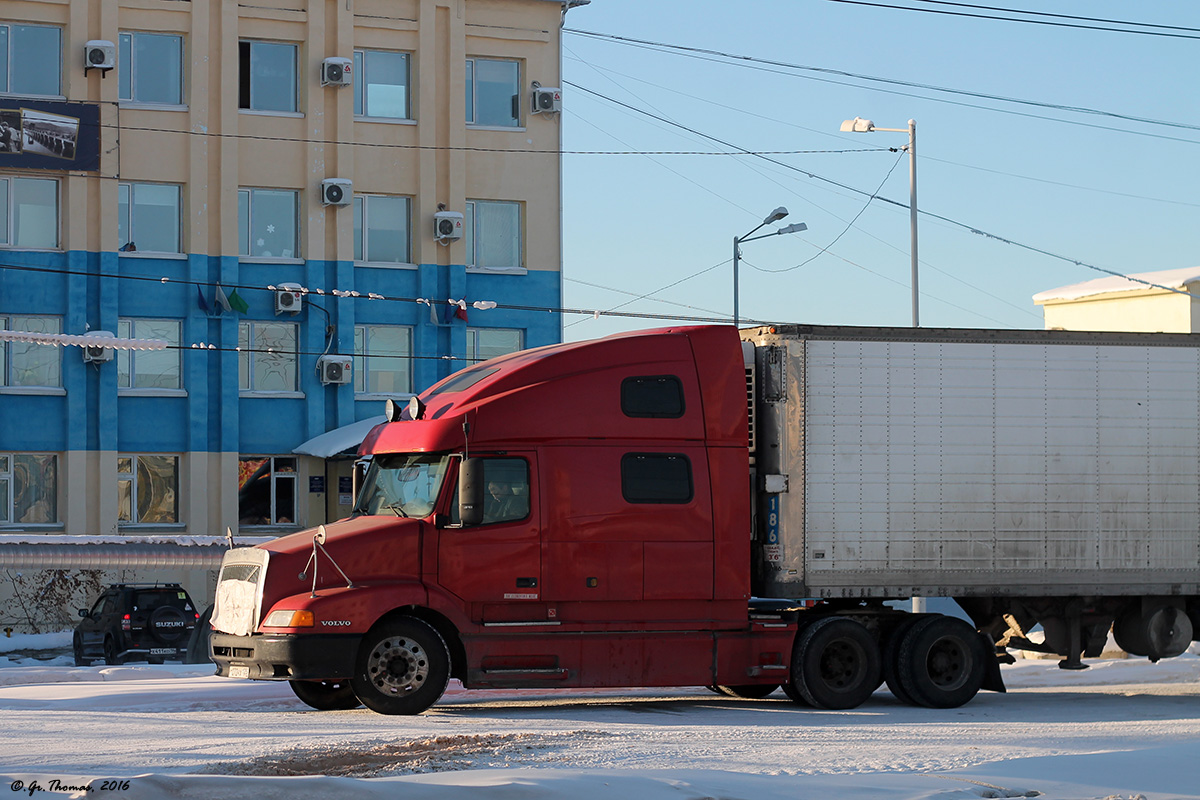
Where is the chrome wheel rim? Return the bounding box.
[366,636,429,696]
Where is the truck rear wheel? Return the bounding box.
[350,617,450,715]
[882,616,924,705]
[289,679,362,711]
[896,616,986,708]
[790,617,881,710]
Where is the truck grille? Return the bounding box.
[211,549,269,637]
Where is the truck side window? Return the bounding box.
[480,458,530,525]
[621,375,685,418]
[621,453,693,504]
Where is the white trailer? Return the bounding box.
[746,325,1199,667]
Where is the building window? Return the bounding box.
[238,41,297,113]
[117,454,179,525]
[117,319,181,390]
[466,328,523,363]
[0,24,62,97]
[0,315,61,388]
[353,194,410,264]
[621,453,693,504]
[0,176,59,249]
[465,200,521,270]
[354,50,410,119]
[465,58,519,128]
[0,453,57,524]
[118,32,183,106]
[354,325,412,395]
[238,188,297,258]
[238,456,296,526]
[118,183,181,253]
[238,321,297,392]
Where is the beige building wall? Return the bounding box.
[1035,268,1200,334]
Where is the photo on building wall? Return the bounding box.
[0,100,99,171]
[20,108,79,160]
[0,110,21,154]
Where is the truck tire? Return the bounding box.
[791,617,881,710]
[289,679,363,711]
[781,679,810,706]
[896,615,987,708]
[350,617,450,715]
[882,616,925,706]
[715,684,779,699]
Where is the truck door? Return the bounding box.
[437,455,541,617]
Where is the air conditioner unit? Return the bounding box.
[531,86,562,114]
[433,210,464,242]
[321,178,352,206]
[275,283,304,314]
[85,40,116,72]
[321,57,353,87]
[317,354,352,385]
[82,331,115,363]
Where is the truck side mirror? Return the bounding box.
[459,458,485,526]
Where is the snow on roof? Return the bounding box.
[1033,266,1200,303]
[292,416,386,458]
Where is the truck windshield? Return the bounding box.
[355,454,451,518]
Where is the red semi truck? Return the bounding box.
[210,324,1200,714]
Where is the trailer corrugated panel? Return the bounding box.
[751,326,1200,599]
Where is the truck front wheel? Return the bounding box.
[790,617,881,710]
[351,617,450,715]
[896,616,987,708]
[289,679,362,711]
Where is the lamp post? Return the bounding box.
[733,207,808,328]
[840,116,919,327]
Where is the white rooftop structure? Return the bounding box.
[1033,266,1200,304]
[1033,267,1200,333]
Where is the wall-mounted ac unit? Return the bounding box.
[82,331,115,363]
[434,210,464,242]
[321,57,353,87]
[276,283,304,314]
[531,86,562,114]
[321,178,352,206]
[85,41,116,72]
[317,354,352,385]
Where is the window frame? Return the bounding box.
[0,314,62,389]
[118,31,185,108]
[352,193,412,266]
[117,181,183,254]
[621,375,686,419]
[238,320,300,395]
[117,454,181,526]
[237,455,298,527]
[0,452,58,526]
[465,327,523,363]
[0,23,63,97]
[117,318,183,393]
[237,187,299,261]
[0,175,60,250]
[353,324,414,397]
[465,57,521,129]
[238,40,300,115]
[464,199,523,272]
[620,453,694,505]
[353,49,412,121]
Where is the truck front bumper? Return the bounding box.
[210,632,360,681]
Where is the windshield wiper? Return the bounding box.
[383,503,410,518]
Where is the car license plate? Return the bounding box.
[149,648,175,655]
[229,665,250,679]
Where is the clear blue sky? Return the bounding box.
[557,0,1200,340]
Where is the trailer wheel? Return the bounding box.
[897,616,986,708]
[791,617,881,710]
[882,616,924,705]
[351,617,450,715]
[715,684,779,699]
[289,679,363,710]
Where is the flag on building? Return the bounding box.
[197,285,210,314]
[216,285,250,315]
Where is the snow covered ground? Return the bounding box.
[1,634,1198,800]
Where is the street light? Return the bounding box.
[733,208,808,328]
[841,116,919,327]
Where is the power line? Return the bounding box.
[909,0,1200,33]
[565,29,1200,138]
[818,0,1200,40]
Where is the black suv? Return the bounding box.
[73,584,199,665]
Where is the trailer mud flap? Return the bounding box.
[981,634,1007,693]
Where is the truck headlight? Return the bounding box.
[262,610,315,628]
